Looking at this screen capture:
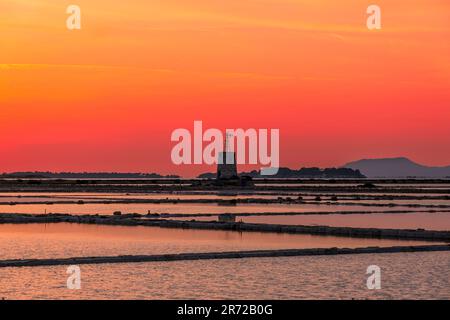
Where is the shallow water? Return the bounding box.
[0,251,448,299]
[0,193,284,203]
[0,202,429,215]
[0,223,431,261]
[336,199,450,206]
[0,188,449,300]
[2,196,449,207]
[238,212,450,231]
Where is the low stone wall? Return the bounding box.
[1,213,449,242]
[1,245,449,268]
[155,220,450,242]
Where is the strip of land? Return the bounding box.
[1,178,449,194]
[1,245,449,268]
[2,198,450,209]
[2,209,449,218]
[1,213,449,241]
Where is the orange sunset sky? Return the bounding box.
[1,0,449,177]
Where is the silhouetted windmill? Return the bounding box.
[217,132,238,180]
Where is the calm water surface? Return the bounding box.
[0,202,429,215]
[1,251,448,299]
[0,188,448,300]
[238,212,450,231]
[0,223,432,261]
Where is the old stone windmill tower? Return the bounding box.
[217,132,238,180]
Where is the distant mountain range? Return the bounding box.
[344,157,450,178]
[198,167,365,179]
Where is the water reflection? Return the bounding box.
[0,223,433,260]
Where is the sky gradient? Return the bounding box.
[1,0,449,176]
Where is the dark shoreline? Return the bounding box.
[1,245,449,268]
[1,213,449,242]
[2,196,450,209]
[1,178,450,194]
[1,208,450,217]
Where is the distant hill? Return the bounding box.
[198,167,365,179]
[344,157,450,178]
[0,172,180,179]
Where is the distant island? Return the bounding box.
[344,157,450,178]
[0,172,180,179]
[6,157,449,179]
[198,167,365,179]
